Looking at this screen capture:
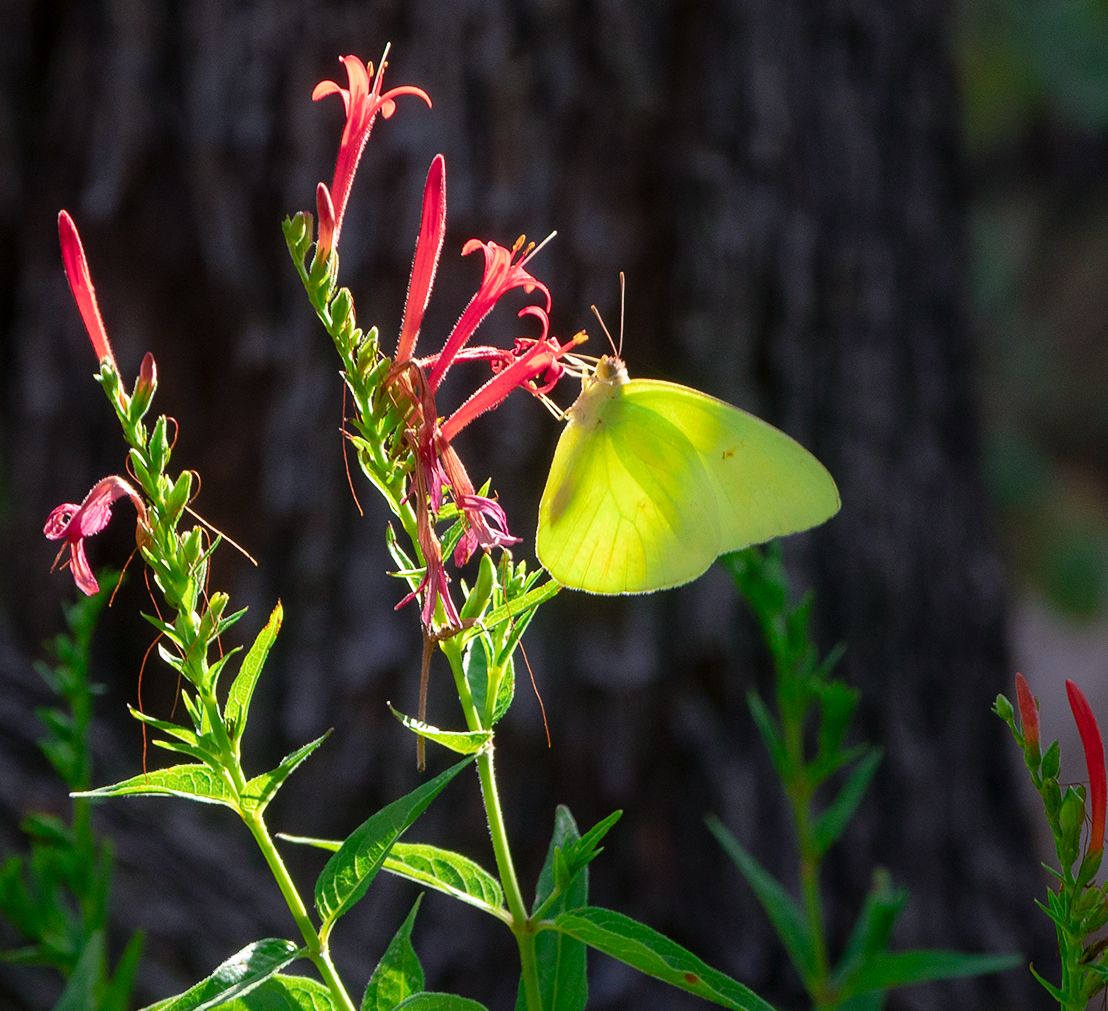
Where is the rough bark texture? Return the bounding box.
[0,2,1054,1009]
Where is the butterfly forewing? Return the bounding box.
[624,381,840,552]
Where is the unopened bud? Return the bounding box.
[1015,673,1041,766]
[313,182,336,267]
[131,352,157,422]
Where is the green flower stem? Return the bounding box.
[245,811,356,1011]
[783,707,831,1005]
[195,692,355,1011]
[475,746,542,1011]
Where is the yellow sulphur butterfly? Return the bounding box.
[536,354,840,594]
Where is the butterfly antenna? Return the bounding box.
[591,305,618,357]
[618,271,626,358]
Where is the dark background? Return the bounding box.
[0,1,1082,1008]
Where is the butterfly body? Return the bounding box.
[536,355,840,594]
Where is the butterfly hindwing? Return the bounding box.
[622,381,840,554]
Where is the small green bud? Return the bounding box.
[332,287,354,332]
[1044,778,1062,819]
[461,552,497,621]
[283,211,314,263]
[1042,740,1061,780]
[993,693,1014,726]
[148,417,171,476]
[181,527,204,567]
[129,352,157,423]
[1061,785,1086,870]
[166,471,193,524]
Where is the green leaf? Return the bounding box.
[706,815,815,986]
[831,869,906,988]
[384,844,505,919]
[551,907,777,1011]
[812,748,883,856]
[226,974,335,1011]
[836,949,1022,1000]
[814,675,857,759]
[521,806,589,1011]
[746,692,787,780]
[393,996,488,1011]
[75,765,239,810]
[482,580,560,630]
[226,604,283,743]
[103,929,146,1011]
[363,897,425,1011]
[143,939,304,1011]
[388,707,492,756]
[242,733,330,814]
[55,929,104,1011]
[314,757,471,933]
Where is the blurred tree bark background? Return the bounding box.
[0,1,1056,1009]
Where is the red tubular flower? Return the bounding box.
[426,236,552,393]
[1067,679,1106,855]
[313,50,431,251]
[438,307,584,445]
[58,211,116,368]
[397,155,447,363]
[44,476,147,596]
[1015,673,1040,751]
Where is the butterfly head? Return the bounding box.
[594,355,628,385]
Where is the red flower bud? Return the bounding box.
[1067,679,1106,856]
[1016,673,1039,751]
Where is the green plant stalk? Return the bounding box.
[476,746,542,1011]
[442,641,542,1008]
[781,712,831,1007]
[196,692,356,1011]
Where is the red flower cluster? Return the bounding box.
[312,54,580,628]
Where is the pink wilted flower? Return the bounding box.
[58,211,116,368]
[44,476,147,596]
[313,49,431,252]
[1067,679,1106,857]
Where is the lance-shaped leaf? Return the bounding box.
[393,996,488,1011]
[224,974,335,1010]
[552,907,778,1011]
[56,930,107,1011]
[518,806,589,1011]
[385,844,505,920]
[76,765,239,810]
[143,939,304,1011]
[706,815,815,987]
[388,707,492,756]
[242,733,330,814]
[830,868,906,989]
[315,757,471,933]
[364,897,425,1011]
[835,949,1021,1001]
[812,748,883,856]
[226,604,283,743]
